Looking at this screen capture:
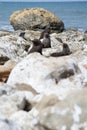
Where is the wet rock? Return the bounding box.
[10,8,64,32]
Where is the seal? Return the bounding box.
[41,33,51,48]
[19,32,26,40]
[28,39,44,54]
[39,26,51,40]
[19,32,44,54]
[62,43,71,55]
[51,43,72,57]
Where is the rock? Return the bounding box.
[0,34,31,61]
[35,95,59,110]
[34,88,87,130]
[10,111,34,130]
[7,53,81,99]
[9,88,87,130]
[51,29,86,52]
[0,83,15,96]
[0,30,12,37]
[0,119,22,130]
[14,83,38,95]
[47,64,77,84]
[24,30,41,40]
[0,90,34,117]
[10,8,64,32]
[0,60,17,82]
[0,55,9,65]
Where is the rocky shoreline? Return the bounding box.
[0,8,87,130]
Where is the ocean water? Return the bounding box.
[0,1,87,31]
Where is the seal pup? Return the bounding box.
[41,32,51,48]
[19,32,26,40]
[19,32,44,54]
[39,26,51,40]
[51,43,71,57]
[28,39,44,54]
[62,43,72,55]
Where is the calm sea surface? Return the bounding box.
[0,2,87,31]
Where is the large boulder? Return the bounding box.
[10,8,64,32]
[7,53,83,99]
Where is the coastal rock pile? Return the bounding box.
[0,8,87,130]
[10,8,64,32]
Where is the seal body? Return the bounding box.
[39,26,51,40]
[42,33,51,48]
[51,43,71,57]
[62,43,71,55]
[28,39,44,54]
[19,32,26,39]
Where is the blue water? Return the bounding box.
[0,2,87,31]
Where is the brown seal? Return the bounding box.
[51,43,72,57]
[28,39,44,54]
[39,26,51,40]
[42,33,51,48]
[19,32,44,54]
[19,32,26,39]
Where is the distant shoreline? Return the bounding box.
[1,1,87,2]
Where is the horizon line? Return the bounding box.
[0,0,87,3]
[1,0,87,2]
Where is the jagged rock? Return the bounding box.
[51,29,86,52]
[10,8,64,32]
[0,34,31,61]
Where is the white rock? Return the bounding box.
[7,53,81,99]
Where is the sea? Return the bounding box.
[0,1,87,31]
